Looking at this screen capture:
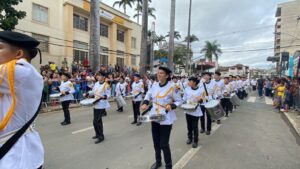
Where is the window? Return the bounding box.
[117,57,124,67]
[131,37,137,48]
[32,3,48,23]
[73,41,88,65]
[73,50,88,65]
[117,30,125,42]
[73,14,88,31]
[131,55,136,65]
[73,40,88,50]
[100,24,109,37]
[117,50,124,57]
[32,33,49,52]
[100,46,109,65]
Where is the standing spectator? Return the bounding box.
[251,78,257,91]
[265,78,272,97]
[257,76,264,98]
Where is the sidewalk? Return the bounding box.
[282,109,300,138]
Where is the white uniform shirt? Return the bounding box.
[131,81,144,102]
[92,82,111,109]
[202,80,217,101]
[144,81,182,125]
[59,80,75,102]
[223,83,232,97]
[231,81,238,92]
[0,59,44,169]
[116,82,126,97]
[213,79,225,98]
[183,87,204,117]
[237,80,243,90]
[251,79,257,86]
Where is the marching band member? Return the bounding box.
[91,72,111,144]
[141,67,182,169]
[213,72,225,124]
[183,77,204,148]
[221,77,232,117]
[115,76,126,112]
[131,74,144,126]
[59,72,75,126]
[236,76,244,100]
[200,72,217,135]
[230,75,238,111]
[0,31,44,169]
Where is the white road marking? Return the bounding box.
[265,97,273,105]
[173,146,201,169]
[247,96,256,103]
[174,116,226,169]
[72,126,94,134]
[128,115,133,118]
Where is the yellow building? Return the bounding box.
[14,0,141,70]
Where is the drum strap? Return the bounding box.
[0,96,42,160]
[203,83,209,99]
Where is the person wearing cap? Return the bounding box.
[183,77,205,148]
[141,66,182,169]
[115,76,126,112]
[200,72,217,135]
[59,72,75,126]
[222,77,233,117]
[90,72,111,144]
[131,74,144,126]
[213,72,225,124]
[0,31,44,168]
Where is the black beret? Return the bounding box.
[215,71,221,76]
[202,72,212,76]
[188,76,199,84]
[60,72,71,79]
[133,73,141,78]
[158,66,172,75]
[96,71,107,78]
[0,31,40,48]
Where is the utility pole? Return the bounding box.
[168,0,176,72]
[186,0,192,75]
[89,0,101,72]
[139,0,148,75]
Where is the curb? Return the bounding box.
[282,111,300,138]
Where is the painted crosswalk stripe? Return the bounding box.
[247,96,256,103]
[72,126,94,134]
[265,97,273,105]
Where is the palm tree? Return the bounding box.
[168,0,176,71]
[166,31,181,40]
[184,34,199,43]
[134,0,152,24]
[113,0,135,14]
[133,5,156,20]
[89,0,100,72]
[201,40,222,69]
[139,0,148,75]
[154,35,166,49]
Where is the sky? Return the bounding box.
[102,0,294,69]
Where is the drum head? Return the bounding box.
[50,93,61,98]
[181,104,197,110]
[80,98,97,105]
[205,100,220,108]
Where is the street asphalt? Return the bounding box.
[36,92,300,169]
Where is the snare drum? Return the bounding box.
[80,98,97,106]
[204,100,225,120]
[138,114,166,123]
[181,103,198,112]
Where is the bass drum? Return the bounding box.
[204,100,225,120]
[115,95,126,108]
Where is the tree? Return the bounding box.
[89,0,101,72]
[201,40,222,62]
[174,44,191,68]
[184,34,199,43]
[133,4,156,20]
[139,0,148,75]
[168,0,176,71]
[134,0,152,24]
[166,31,181,40]
[0,0,26,30]
[113,0,135,14]
[154,35,166,49]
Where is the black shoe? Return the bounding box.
[61,121,71,126]
[206,131,211,135]
[136,122,142,126]
[225,114,229,117]
[131,121,137,124]
[92,136,98,139]
[186,139,192,145]
[217,120,221,124]
[95,138,104,144]
[192,142,198,148]
[200,129,205,133]
[150,162,162,169]
[102,113,107,117]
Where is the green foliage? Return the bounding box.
[201,40,222,62]
[0,0,26,30]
